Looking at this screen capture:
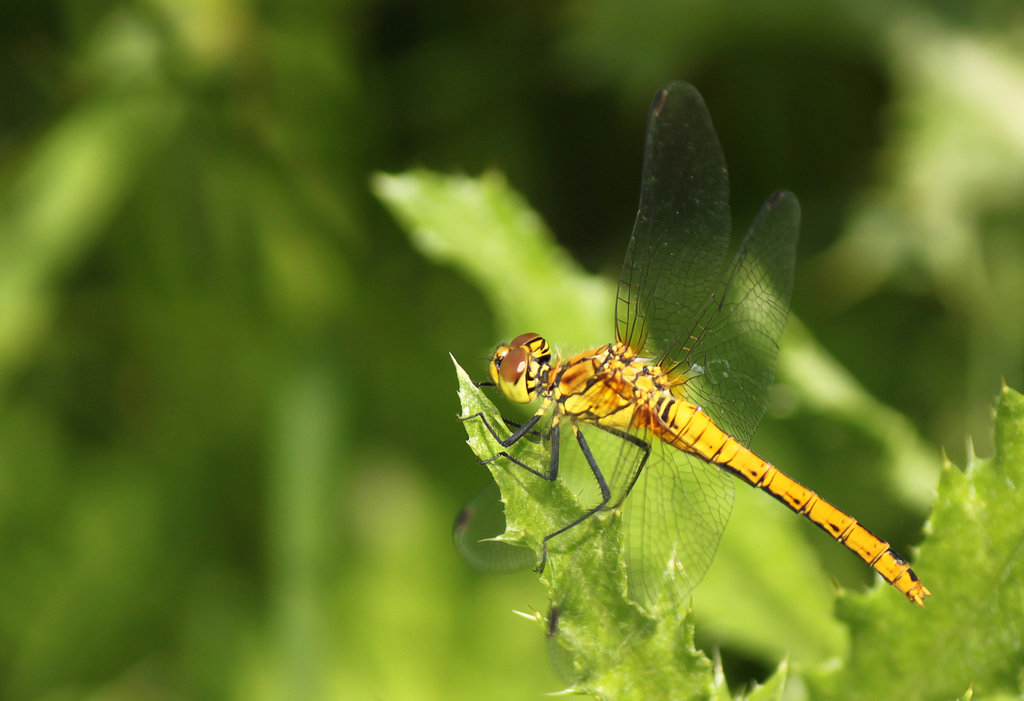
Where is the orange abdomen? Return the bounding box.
[654,397,931,606]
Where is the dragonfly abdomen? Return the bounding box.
[750,465,932,606]
[655,396,931,606]
[653,399,744,464]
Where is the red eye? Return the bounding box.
[510,332,540,348]
[500,347,528,384]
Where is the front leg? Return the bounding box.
[460,407,558,481]
[535,423,612,573]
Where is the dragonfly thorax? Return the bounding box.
[489,332,552,404]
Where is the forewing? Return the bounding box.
[615,82,731,357]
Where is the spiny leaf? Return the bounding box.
[808,385,1024,699]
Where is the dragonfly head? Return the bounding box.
[489,332,551,404]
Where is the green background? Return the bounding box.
[1,1,1022,699]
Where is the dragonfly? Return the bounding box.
[460,81,930,607]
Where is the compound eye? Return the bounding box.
[509,332,541,348]
[488,347,509,387]
[499,347,529,384]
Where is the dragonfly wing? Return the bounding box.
[621,439,734,606]
[673,190,800,444]
[610,84,800,606]
[453,481,536,573]
[575,421,733,607]
[615,82,732,357]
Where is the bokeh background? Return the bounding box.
[2,1,1023,699]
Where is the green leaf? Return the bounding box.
[740,661,788,701]
[372,169,611,350]
[807,384,1024,699]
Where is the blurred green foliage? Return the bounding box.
[1,1,1023,700]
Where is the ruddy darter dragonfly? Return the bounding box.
[464,82,930,607]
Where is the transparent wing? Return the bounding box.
[453,481,536,573]
[615,82,731,359]
[671,190,800,443]
[622,441,734,607]
[616,81,799,445]
[615,192,799,604]
[610,83,801,604]
[577,421,734,607]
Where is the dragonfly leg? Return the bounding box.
[459,409,558,481]
[536,424,613,573]
[501,417,544,443]
[592,426,651,509]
